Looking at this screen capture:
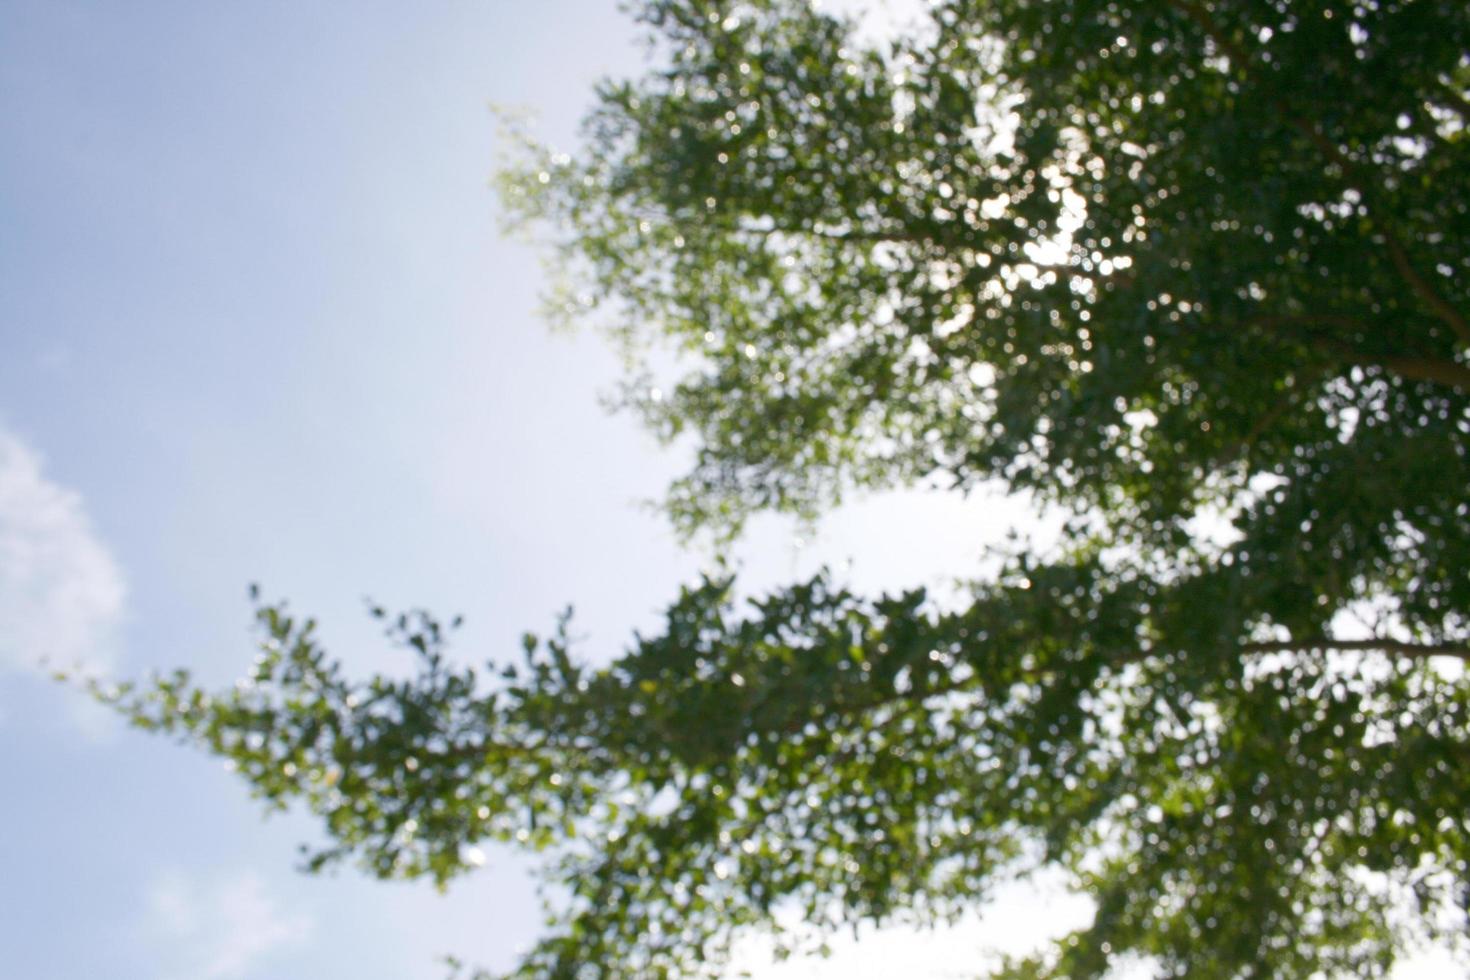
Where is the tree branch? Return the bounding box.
[1381,235,1470,347]
[1433,81,1470,122]
[1240,638,1470,661]
[1309,338,1470,392]
[1213,366,1326,467]
[1163,0,1470,348]
[1242,314,1470,392]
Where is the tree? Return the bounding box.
[97,0,1470,976]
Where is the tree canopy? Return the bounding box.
[98,1,1470,977]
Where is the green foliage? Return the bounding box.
[101,1,1470,977]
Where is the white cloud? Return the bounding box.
[735,869,1466,979]
[812,0,931,48]
[733,871,1095,980]
[144,869,312,980]
[0,425,126,679]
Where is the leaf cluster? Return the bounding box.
[101,0,1470,976]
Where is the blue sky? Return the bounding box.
[0,3,1462,978]
[0,3,682,976]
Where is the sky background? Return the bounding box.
[0,2,1461,978]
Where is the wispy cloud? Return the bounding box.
[144,869,312,980]
[0,425,125,679]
